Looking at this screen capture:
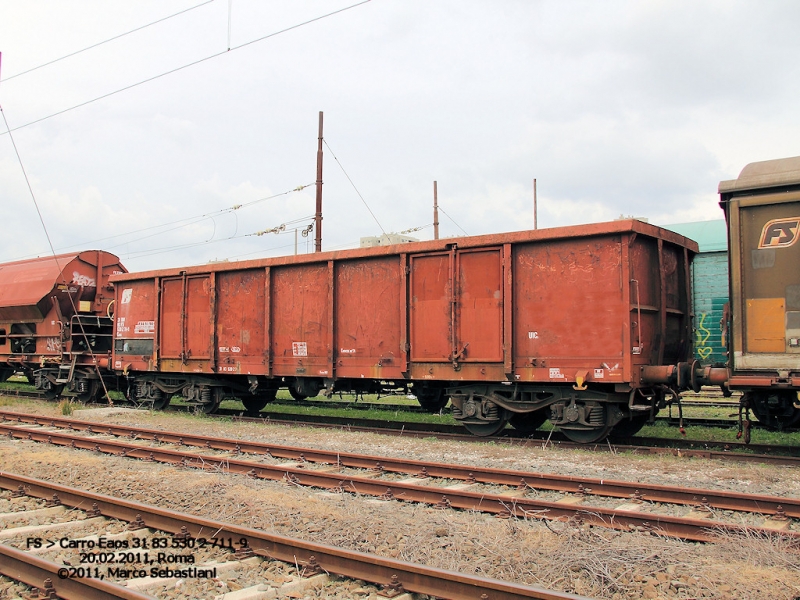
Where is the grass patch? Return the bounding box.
[222,398,459,426]
[638,420,800,447]
[0,374,33,391]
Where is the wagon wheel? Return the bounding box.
[288,387,308,401]
[609,414,651,438]
[414,387,449,413]
[242,388,277,413]
[43,384,65,401]
[197,387,224,414]
[463,417,508,437]
[509,411,548,434]
[75,380,100,403]
[750,401,800,430]
[559,424,614,444]
[151,392,172,411]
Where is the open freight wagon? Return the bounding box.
[110,220,697,442]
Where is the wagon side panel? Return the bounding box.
[215,269,266,376]
[730,192,800,372]
[113,279,157,372]
[334,256,403,380]
[270,263,331,377]
[409,253,451,362]
[512,235,628,385]
[457,248,503,362]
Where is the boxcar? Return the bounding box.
[719,155,800,428]
[0,251,126,399]
[110,220,697,442]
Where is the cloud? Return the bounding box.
[1,1,799,272]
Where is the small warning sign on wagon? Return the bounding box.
[292,342,308,357]
[134,320,155,334]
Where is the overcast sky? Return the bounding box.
[2,1,799,272]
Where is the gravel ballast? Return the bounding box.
[1,399,799,599]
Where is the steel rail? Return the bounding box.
[2,422,798,544]
[2,406,799,467]
[2,411,799,518]
[0,471,588,600]
[0,543,153,600]
[207,410,800,461]
[2,396,799,463]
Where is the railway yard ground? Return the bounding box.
[1,393,800,599]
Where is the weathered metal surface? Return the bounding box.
[110,221,697,391]
[408,247,504,365]
[112,279,156,371]
[216,269,267,375]
[0,543,153,600]
[726,193,800,369]
[158,274,214,373]
[513,237,628,382]
[0,251,123,321]
[719,156,800,389]
[0,251,125,369]
[334,256,403,379]
[409,251,451,362]
[271,262,331,377]
[457,248,504,362]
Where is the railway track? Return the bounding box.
[0,470,586,600]
[1,385,788,434]
[202,409,800,465]
[244,399,777,432]
[1,411,798,545]
[2,388,799,465]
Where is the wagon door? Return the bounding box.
[456,248,503,362]
[409,253,451,361]
[159,274,214,373]
[409,247,503,367]
[215,269,266,375]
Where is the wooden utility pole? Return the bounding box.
[433,181,440,240]
[533,178,538,230]
[314,111,324,252]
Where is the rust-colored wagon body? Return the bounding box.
[0,251,126,398]
[110,220,696,441]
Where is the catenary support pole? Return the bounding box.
[315,111,324,252]
[433,181,440,240]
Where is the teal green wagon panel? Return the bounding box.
[692,252,728,365]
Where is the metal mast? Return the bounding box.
[315,111,324,252]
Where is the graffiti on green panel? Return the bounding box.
[695,297,727,364]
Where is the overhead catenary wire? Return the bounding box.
[437,204,469,236]
[0,0,373,136]
[323,138,385,234]
[118,214,315,260]
[0,105,59,261]
[0,94,114,403]
[10,183,314,261]
[0,0,217,83]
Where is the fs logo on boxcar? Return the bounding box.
[758,217,800,248]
